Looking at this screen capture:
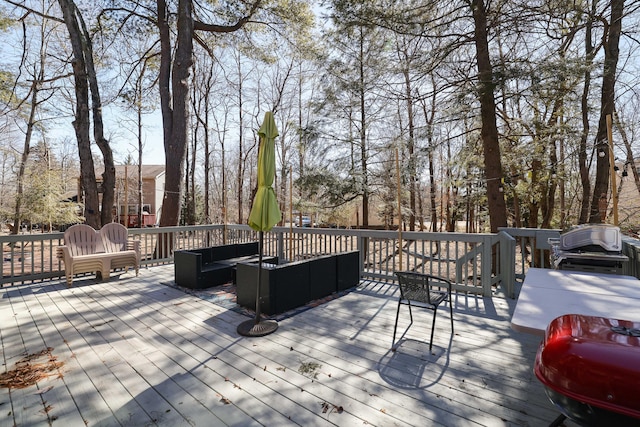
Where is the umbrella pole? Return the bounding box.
[253,231,264,324]
[237,231,278,337]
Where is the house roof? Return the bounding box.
[95,165,166,180]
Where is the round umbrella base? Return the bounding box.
[237,319,278,337]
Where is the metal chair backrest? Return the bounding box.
[395,271,451,306]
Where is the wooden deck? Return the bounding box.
[0,264,575,426]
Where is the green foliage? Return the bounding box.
[0,7,13,31]
[180,185,206,226]
[296,168,359,210]
[0,70,16,107]
[21,165,83,228]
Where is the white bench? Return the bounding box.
[57,223,140,286]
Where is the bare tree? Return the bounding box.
[156,0,263,228]
[58,0,114,228]
[589,0,624,223]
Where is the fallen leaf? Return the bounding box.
[34,386,53,395]
[0,348,64,389]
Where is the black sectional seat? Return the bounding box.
[236,251,360,315]
[174,242,276,289]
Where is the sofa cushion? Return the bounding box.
[236,242,260,257]
[210,244,238,261]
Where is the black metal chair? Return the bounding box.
[393,271,454,351]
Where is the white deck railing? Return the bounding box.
[3,224,637,297]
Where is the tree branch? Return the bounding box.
[193,0,262,33]
[4,0,64,23]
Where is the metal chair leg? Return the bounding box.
[449,300,454,332]
[429,307,438,351]
[392,300,401,346]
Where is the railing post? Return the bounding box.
[277,231,285,262]
[534,229,560,268]
[481,235,493,297]
[358,235,367,278]
[498,231,516,298]
[622,237,640,278]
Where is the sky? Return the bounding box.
[52,103,167,167]
[104,106,167,166]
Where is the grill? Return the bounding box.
[550,225,628,275]
[535,314,640,426]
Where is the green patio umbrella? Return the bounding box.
[237,111,282,337]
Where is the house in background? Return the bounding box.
[78,165,165,227]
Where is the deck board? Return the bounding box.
[0,264,579,426]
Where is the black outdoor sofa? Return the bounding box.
[235,251,360,315]
[174,242,275,289]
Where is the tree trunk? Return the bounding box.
[155,1,262,229]
[615,108,640,196]
[137,80,143,228]
[13,75,40,235]
[589,0,623,223]
[541,102,561,229]
[358,27,369,228]
[402,65,416,231]
[578,6,595,224]
[158,0,193,229]
[471,0,507,232]
[79,11,115,227]
[528,158,541,228]
[58,0,100,228]
[190,119,196,224]
[237,57,245,224]
[203,71,212,224]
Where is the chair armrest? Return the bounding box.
[174,250,203,288]
[57,246,71,261]
[127,239,141,256]
[174,251,202,272]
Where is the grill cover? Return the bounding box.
[549,225,627,273]
[559,224,622,252]
[535,314,640,423]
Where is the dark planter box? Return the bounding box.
[336,251,360,291]
[236,250,361,315]
[309,255,337,300]
[236,261,310,315]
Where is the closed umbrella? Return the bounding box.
[237,111,282,337]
